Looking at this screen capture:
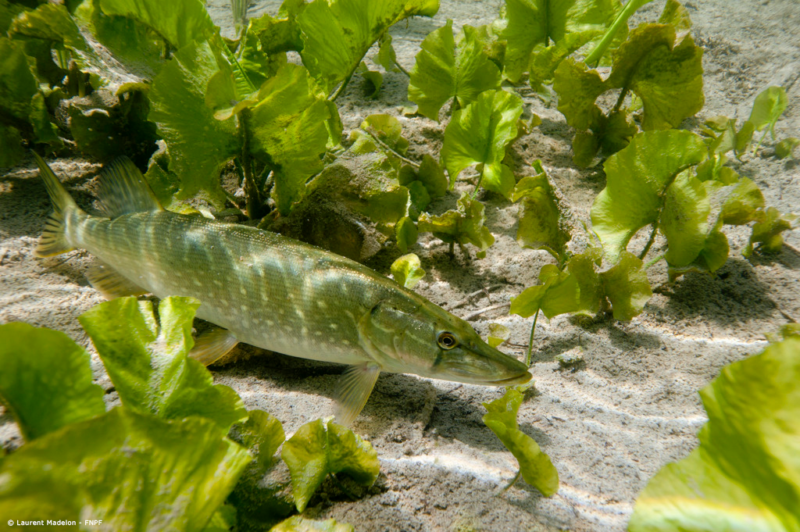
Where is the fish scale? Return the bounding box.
[78,211,381,366]
[33,154,531,426]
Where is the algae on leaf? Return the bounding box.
[483,387,559,497]
[408,19,501,121]
[629,337,800,531]
[297,0,439,93]
[0,408,251,532]
[0,323,106,442]
[281,419,380,512]
[441,89,523,197]
[79,296,248,432]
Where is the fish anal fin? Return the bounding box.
[86,261,148,299]
[334,363,381,427]
[97,156,163,218]
[189,327,239,366]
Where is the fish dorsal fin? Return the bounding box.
[96,157,163,218]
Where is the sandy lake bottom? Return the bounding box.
[1,0,799,530]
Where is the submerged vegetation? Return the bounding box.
[0,0,798,529]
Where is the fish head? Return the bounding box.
[361,297,531,386]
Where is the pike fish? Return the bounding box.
[34,154,531,425]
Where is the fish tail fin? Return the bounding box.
[33,152,82,257]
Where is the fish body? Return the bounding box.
[34,155,531,425]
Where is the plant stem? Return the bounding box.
[365,127,419,168]
[525,311,540,367]
[644,254,664,269]
[638,222,658,260]
[584,0,654,67]
[239,108,265,220]
[752,128,770,155]
[612,87,629,114]
[501,470,522,493]
[329,63,360,102]
[394,60,411,77]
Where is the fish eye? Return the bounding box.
[437,332,458,350]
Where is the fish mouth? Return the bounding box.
[488,371,532,386]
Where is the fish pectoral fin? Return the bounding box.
[334,363,381,427]
[86,261,148,299]
[189,327,239,366]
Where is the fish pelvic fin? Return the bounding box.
[334,363,381,427]
[189,327,239,366]
[86,260,148,299]
[33,152,82,257]
[96,156,163,218]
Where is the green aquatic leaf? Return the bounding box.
[357,61,383,98]
[408,19,501,121]
[510,264,580,319]
[744,207,799,256]
[149,39,239,207]
[660,170,709,267]
[0,1,24,35]
[0,323,106,442]
[79,296,247,431]
[271,516,355,532]
[487,323,511,348]
[528,30,600,92]
[590,130,707,261]
[512,166,571,260]
[657,0,692,31]
[629,337,800,531]
[395,216,419,253]
[96,0,216,50]
[230,410,285,471]
[297,0,439,92]
[376,33,398,72]
[391,253,426,289]
[248,63,331,214]
[483,387,559,496]
[0,125,24,167]
[0,36,38,122]
[349,114,409,156]
[748,86,788,139]
[417,153,448,199]
[441,89,523,197]
[721,177,765,226]
[408,180,431,216]
[554,24,703,160]
[68,87,159,166]
[418,192,495,252]
[599,251,652,321]
[250,0,305,56]
[565,250,604,315]
[500,0,621,83]
[605,24,704,131]
[776,137,799,159]
[0,407,251,532]
[308,154,409,225]
[281,419,380,512]
[204,505,238,532]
